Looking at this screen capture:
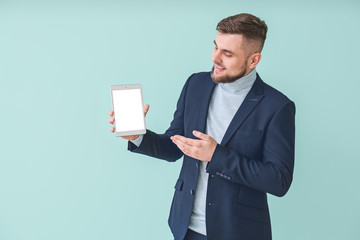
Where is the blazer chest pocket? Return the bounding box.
[230,129,263,158]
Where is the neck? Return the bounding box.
[219,68,257,95]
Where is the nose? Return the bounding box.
[212,49,221,64]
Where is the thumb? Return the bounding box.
[144,104,150,117]
[193,130,210,141]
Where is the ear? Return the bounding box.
[248,53,261,69]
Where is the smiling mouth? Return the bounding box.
[214,64,225,72]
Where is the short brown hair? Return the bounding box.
[216,13,268,52]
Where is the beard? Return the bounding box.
[210,62,247,84]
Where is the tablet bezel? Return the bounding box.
[110,84,146,137]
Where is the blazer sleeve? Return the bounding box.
[127,75,194,162]
[206,101,296,197]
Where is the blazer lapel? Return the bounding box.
[195,75,216,134]
[220,75,265,146]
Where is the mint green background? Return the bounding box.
[1,1,359,239]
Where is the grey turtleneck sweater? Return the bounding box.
[188,69,257,235]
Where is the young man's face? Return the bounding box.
[211,32,253,83]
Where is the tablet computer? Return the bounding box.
[110,84,146,137]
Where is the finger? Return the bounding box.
[110,126,115,132]
[144,104,150,116]
[171,137,191,150]
[108,118,115,124]
[172,135,198,147]
[180,146,191,157]
[193,130,211,141]
[171,138,192,156]
[108,110,114,116]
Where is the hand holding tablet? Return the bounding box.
[108,84,148,139]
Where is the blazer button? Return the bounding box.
[196,162,199,168]
[190,189,194,195]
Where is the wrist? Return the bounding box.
[123,135,139,141]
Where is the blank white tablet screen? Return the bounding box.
[113,89,144,132]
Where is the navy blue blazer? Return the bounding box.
[128,72,295,240]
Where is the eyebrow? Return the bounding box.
[213,40,235,55]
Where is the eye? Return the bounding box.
[224,52,233,57]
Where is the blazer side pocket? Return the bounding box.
[174,179,184,191]
[233,203,267,223]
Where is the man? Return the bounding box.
[108,13,295,240]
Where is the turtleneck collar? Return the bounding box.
[218,68,257,95]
